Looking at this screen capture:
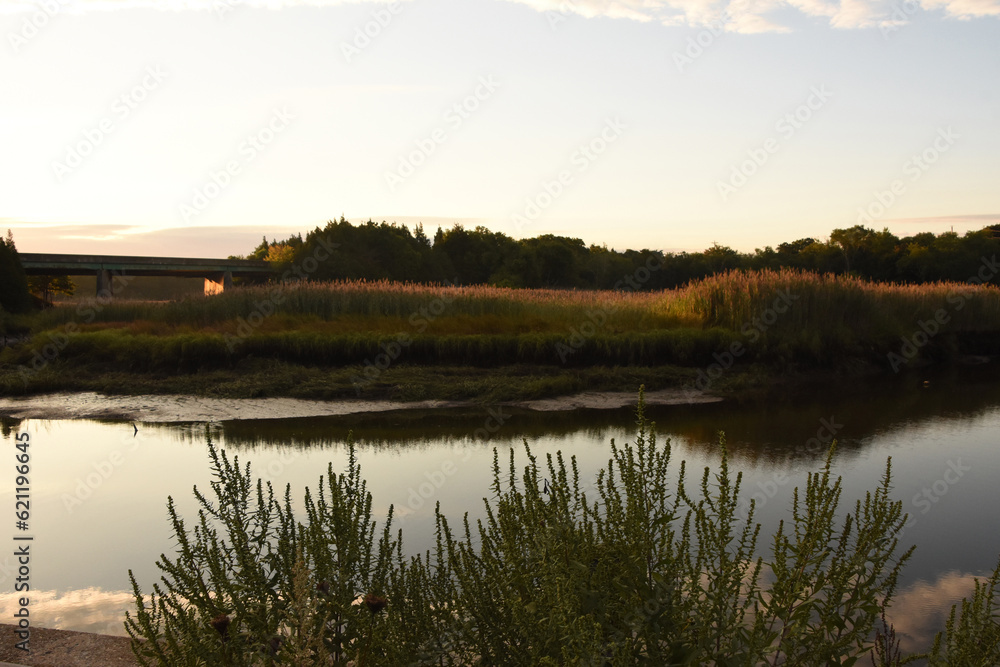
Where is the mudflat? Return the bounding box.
[0,388,722,422]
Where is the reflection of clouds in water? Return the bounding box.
[753,566,981,654]
[0,573,986,648]
[0,588,134,636]
[888,571,982,654]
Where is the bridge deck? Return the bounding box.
[19,253,272,295]
[19,253,271,278]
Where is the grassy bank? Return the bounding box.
[3,269,999,401]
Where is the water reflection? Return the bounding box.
[132,363,1000,471]
[887,570,987,655]
[0,569,986,652]
[0,589,134,636]
[0,364,999,650]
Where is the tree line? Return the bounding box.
[244,218,1000,290]
[4,221,1000,316]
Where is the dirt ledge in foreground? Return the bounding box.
[0,624,136,667]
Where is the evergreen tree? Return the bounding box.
[0,230,34,314]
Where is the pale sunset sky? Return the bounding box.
[1,0,997,257]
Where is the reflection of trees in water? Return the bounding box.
[135,366,1000,472]
[0,416,23,439]
[143,408,635,454]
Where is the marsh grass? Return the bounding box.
[668,269,1000,337]
[7,270,1000,382]
[30,279,671,331]
[30,270,1000,333]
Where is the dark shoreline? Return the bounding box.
[1,356,992,422]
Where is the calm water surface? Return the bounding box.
[1,367,999,654]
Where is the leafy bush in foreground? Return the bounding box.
[126,390,1000,665]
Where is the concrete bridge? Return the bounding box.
[19,253,272,295]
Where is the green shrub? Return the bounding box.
[126,390,1000,665]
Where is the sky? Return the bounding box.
[0,0,997,257]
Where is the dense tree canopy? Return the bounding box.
[242,218,1000,290]
[0,230,34,313]
[27,274,75,303]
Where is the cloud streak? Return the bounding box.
[524,0,1000,30]
[0,0,997,30]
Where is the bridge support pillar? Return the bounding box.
[204,271,233,295]
[96,269,125,298]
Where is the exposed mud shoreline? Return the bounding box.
[0,388,722,423]
[0,623,136,667]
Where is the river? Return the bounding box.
[1,366,999,655]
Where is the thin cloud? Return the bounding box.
[922,0,1000,17]
[0,0,996,31]
[886,213,1000,225]
[0,0,384,15]
[518,0,1000,28]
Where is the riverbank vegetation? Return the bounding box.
[4,221,1000,401]
[126,394,1000,665]
[3,268,1000,400]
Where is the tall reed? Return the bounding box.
[11,270,1000,374]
